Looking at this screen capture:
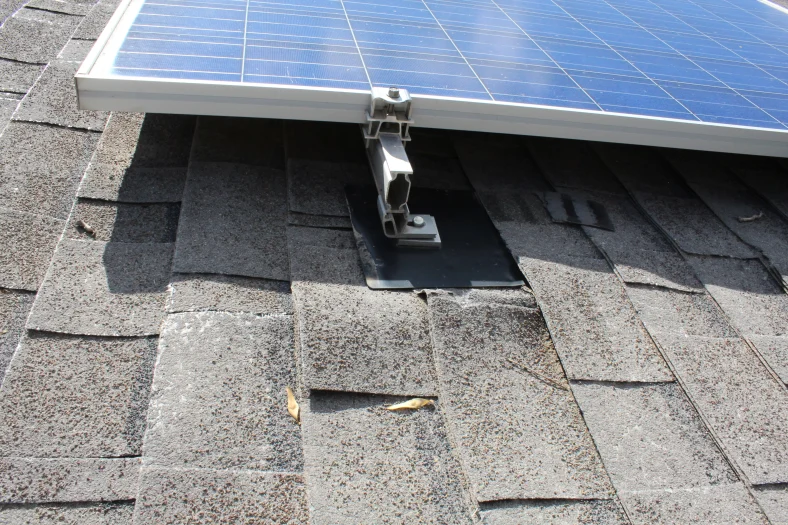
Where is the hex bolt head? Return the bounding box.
[388,86,400,98]
[412,215,425,227]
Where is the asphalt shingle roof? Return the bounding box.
[0,0,787,523]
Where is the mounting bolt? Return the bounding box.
[388,86,400,99]
[411,215,425,227]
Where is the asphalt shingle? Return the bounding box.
[287,158,366,217]
[0,93,18,123]
[480,500,629,525]
[287,212,351,229]
[56,38,94,62]
[26,0,96,16]
[66,199,180,243]
[0,332,156,457]
[0,122,99,220]
[0,289,33,380]
[428,292,613,501]
[168,273,291,315]
[72,0,119,39]
[14,60,108,130]
[27,239,173,336]
[289,226,437,396]
[190,116,284,168]
[173,162,289,281]
[0,457,139,503]
[133,467,307,525]
[143,312,302,472]
[302,392,475,525]
[735,165,788,222]
[754,485,788,525]
[78,113,194,203]
[0,207,63,291]
[0,59,42,93]
[0,503,134,525]
[747,335,788,385]
[593,142,690,198]
[0,9,81,64]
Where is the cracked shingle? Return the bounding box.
[173,162,289,281]
[27,239,173,336]
[428,293,613,501]
[0,502,134,524]
[481,500,628,525]
[0,9,81,64]
[143,312,302,472]
[66,199,180,243]
[302,392,475,525]
[0,207,64,291]
[0,457,139,503]
[0,332,157,457]
[168,273,291,315]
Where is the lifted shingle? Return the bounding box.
[173,162,289,281]
[428,294,613,501]
[0,122,98,220]
[0,502,133,524]
[143,312,302,472]
[0,332,156,457]
[0,457,139,503]
[66,199,180,243]
[0,9,81,64]
[27,240,173,336]
[168,273,291,315]
[133,467,307,525]
[302,392,475,525]
[480,500,628,525]
[0,207,63,291]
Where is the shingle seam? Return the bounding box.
[21,6,83,17]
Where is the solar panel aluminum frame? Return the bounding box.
[75,0,788,158]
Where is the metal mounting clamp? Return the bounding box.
[362,86,441,248]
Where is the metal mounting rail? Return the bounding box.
[362,86,441,248]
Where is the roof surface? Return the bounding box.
[1,1,788,524]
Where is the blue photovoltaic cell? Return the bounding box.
[108,0,788,129]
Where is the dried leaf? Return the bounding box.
[737,211,764,223]
[75,220,96,237]
[286,386,300,424]
[0,329,7,336]
[385,398,434,411]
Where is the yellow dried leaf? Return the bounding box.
[385,398,434,411]
[286,386,300,424]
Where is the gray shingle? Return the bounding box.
[191,116,284,167]
[173,162,289,281]
[0,9,81,63]
[748,336,788,384]
[0,289,33,380]
[408,151,470,190]
[143,312,302,472]
[619,484,768,525]
[428,293,613,501]
[0,122,99,220]
[0,457,139,503]
[14,61,108,131]
[0,0,27,24]
[133,467,307,525]
[0,207,64,291]
[0,59,43,93]
[481,500,629,525]
[26,0,96,16]
[66,199,180,243]
[687,255,788,337]
[78,113,194,203]
[654,333,788,485]
[521,254,672,382]
[0,332,156,457]
[604,248,703,292]
[287,211,351,229]
[56,38,95,62]
[754,485,788,525]
[289,226,437,396]
[593,142,691,197]
[0,94,18,123]
[168,273,291,315]
[625,284,738,338]
[735,165,788,222]
[572,383,736,492]
[27,239,173,336]
[72,0,120,39]
[287,158,365,217]
[0,503,133,525]
[302,392,475,525]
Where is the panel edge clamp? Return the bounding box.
[361,86,441,248]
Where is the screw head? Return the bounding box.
[412,215,425,227]
[388,86,400,98]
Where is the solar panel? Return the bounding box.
[76,0,788,156]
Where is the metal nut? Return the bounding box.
[411,215,425,227]
[388,86,400,98]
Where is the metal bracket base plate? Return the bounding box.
[346,185,525,290]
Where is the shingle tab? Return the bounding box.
[480,500,629,525]
[72,0,120,40]
[0,332,156,457]
[0,288,33,380]
[26,0,95,16]
[735,165,788,222]
[173,162,289,281]
[78,113,194,203]
[619,484,769,525]
[0,93,18,123]
[14,61,108,131]
[287,211,351,229]
[287,159,365,217]
[572,383,735,492]
[754,486,788,525]
[653,334,788,485]
[428,293,613,501]
[521,254,672,382]
[0,9,80,64]
[302,392,475,525]
[190,116,284,168]
[168,273,291,315]
[133,467,307,525]
[66,200,180,243]
[0,59,42,93]
[593,142,691,198]
[143,312,302,472]
[0,207,64,291]
[527,137,625,195]
[0,457,139,503]
[0,502,133,524]
[747,336,788,385]
[289,226,436,396]
[27,240,173,336]
[56,38,94,62]
[0,122,99,219]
